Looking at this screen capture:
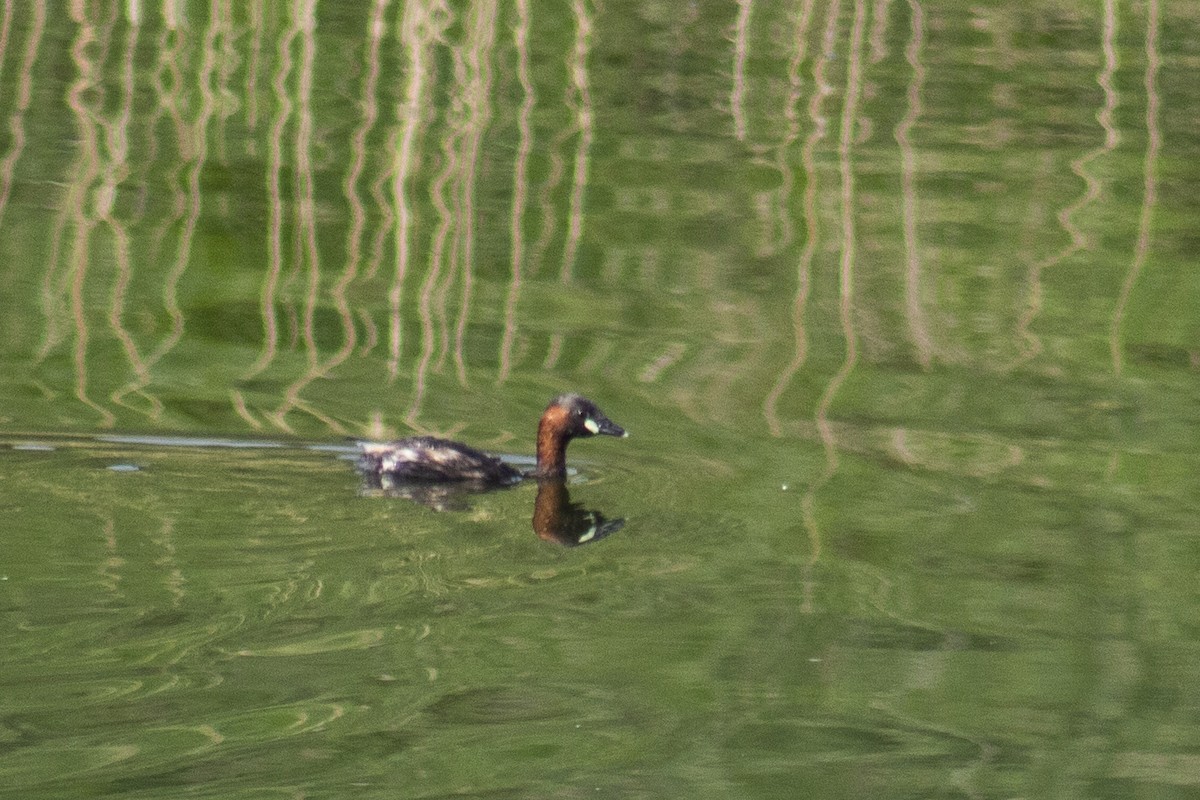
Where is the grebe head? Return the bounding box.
[533,394,627,480]
[546,393,627,440]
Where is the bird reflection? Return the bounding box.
[359,473,623,546]
[359,471,498,512]
[532,479,624,546]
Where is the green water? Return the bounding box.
[2,1,1200,797]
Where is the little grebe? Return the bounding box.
[357,394,626,486]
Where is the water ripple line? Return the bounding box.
[265,0,329,435]
[1011,0,1119,371]
[755,0,814,261]
[63,4,114,426]
[806,0,865,565]
[868,0,891,63]
[242,2,296,383]
[363,123,397,285]
[729,0,752,141]
[407,66,459,428]
[497,0,534,385]
[211,0,238,166]
[294,0,320,378]
[390,1,449,379]
[559,0,593,285]
[142,2,217,424]
[0,0,44,235]
[1110,0,1158,377]
[763,0,835,437]
[0,0,14,88]
[433,27,469,378]
[106,17,159,418]
[820,0,865,433]
[897,0,931,369]
[271,0,388,433]
[244,1,263,132]
[452,0,498,387]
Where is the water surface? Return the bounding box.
[2,1,1200,797]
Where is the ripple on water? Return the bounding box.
[231,628,387,657]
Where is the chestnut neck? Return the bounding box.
[533,406,570,479]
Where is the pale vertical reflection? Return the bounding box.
[730,0,751,141]
[543,334,563,370]
[868,0,891,63]
[1012,1,1118,370]
[763,0,836,437]
[212,0,237,164]
[391,1,446,379]
[267,0,344,434]
[142,1,215,415]
[639,342,685,382]
[152,518,186,608]
[497,0,534,385]
[409,2,495,424]
[897,0,931,369]
[107,16,157,416]
[824,0,864,418]
[1111,0,1159,377]
[408,105,456,425]
[805,0,864,560]
[129,7,193,415]
[99,517,122,602]
[1095,1,1120,155]
[358,307,380,355]
[271,0,389,432]
[241,0,296,397]
[59,3,113,425]
[559,0,593,284]
[358,4,391,285]
[363,125,397,284]
[245,1,263,131]
[0,0,46,233]
[531,0,581,286]
[0,0,12,85]
[756,0,814,261]
[451,0,498,386]
[162,0,182,30]
[294,0,320,373]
